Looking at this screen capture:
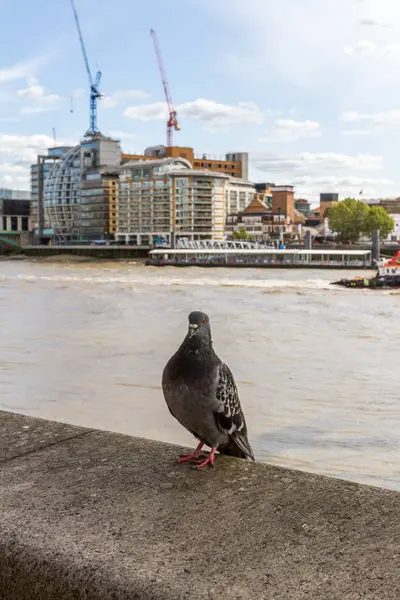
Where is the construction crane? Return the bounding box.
[150,29,180,147]
[70,0,102,137]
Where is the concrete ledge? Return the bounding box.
[1,411,399,599]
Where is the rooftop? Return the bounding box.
[121,157,191,169]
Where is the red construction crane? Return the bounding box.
[150,29,180,147]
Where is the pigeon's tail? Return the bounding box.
[219,433,255,461]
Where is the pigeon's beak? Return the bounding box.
[188,324,199,338]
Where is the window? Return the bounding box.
[175,178,188,187]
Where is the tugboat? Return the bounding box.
[331,251,400,289]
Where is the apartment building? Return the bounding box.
[226,197,290,242]
[226,186,305,243]
[225,178,255,215]
[116,158,254,245]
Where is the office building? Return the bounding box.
[31,136,120,242]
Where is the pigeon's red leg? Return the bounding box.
[194,447,216,468]
[177,442,205,464]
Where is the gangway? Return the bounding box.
[175,239,273,250]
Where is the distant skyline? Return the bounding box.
[1,0,400,201]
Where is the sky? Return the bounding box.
[1,0,400,202]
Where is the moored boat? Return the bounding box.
[331,251,400,289]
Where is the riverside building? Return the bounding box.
[115,157,255,245]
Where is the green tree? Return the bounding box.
[232,227,251,240]
[327,198,370,242]
[365,206,395,240]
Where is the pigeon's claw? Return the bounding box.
[194,447,216,469]
[176,442,204,464]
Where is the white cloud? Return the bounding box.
[15,83,61,116]
[0,163,31,188]
[344,40,400,58]
[201,0,400,101]
[0,132,76,188]
[0,163,27,174]
[102,89,150,109]
[252,152,383,173]
[0,56,46,84]
[291,175,395,199]
[124,101,165,120]
[360,17,391,27]
[344,40,376,55]
[108,130,138,141]
[250,151,390,200]
[124,98,263,131]
[293,175,393,188]
[0,133,67,165]
[258,119,321,142]
[20,106,56,115]
[17,84,60,104]
[340,109,400,134]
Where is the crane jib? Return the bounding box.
[69,0,102,136]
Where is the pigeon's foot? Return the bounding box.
[176,442,204,464]
[194,447,216,469]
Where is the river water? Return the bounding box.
[0,259,399,491]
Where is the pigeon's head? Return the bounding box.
[187,311,211,340]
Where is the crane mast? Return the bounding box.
[70,0,102,137]
[150,29,180,147]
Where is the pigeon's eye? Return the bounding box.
[202,319,207,324]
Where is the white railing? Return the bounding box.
[175,239,270,250]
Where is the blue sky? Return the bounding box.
[1,0,400,202]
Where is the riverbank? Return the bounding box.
[0,253,148,264]
[1,410,399,599]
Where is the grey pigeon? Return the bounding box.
[162,311,255,468]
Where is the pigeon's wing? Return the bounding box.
[213,362,255,460]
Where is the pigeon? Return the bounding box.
[162,311,255,468]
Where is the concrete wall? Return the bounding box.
[1,410,399,599]
[22,245,149,259]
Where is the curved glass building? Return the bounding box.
[44,145,81,241]
[31,135,121,242]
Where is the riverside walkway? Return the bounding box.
[0,410,399,599]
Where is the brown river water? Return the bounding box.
[0,259,399,491]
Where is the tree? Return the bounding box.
[327,198,370,242]
[365,206,395,240]
[328,198,395,242]
[232,227,251,240]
